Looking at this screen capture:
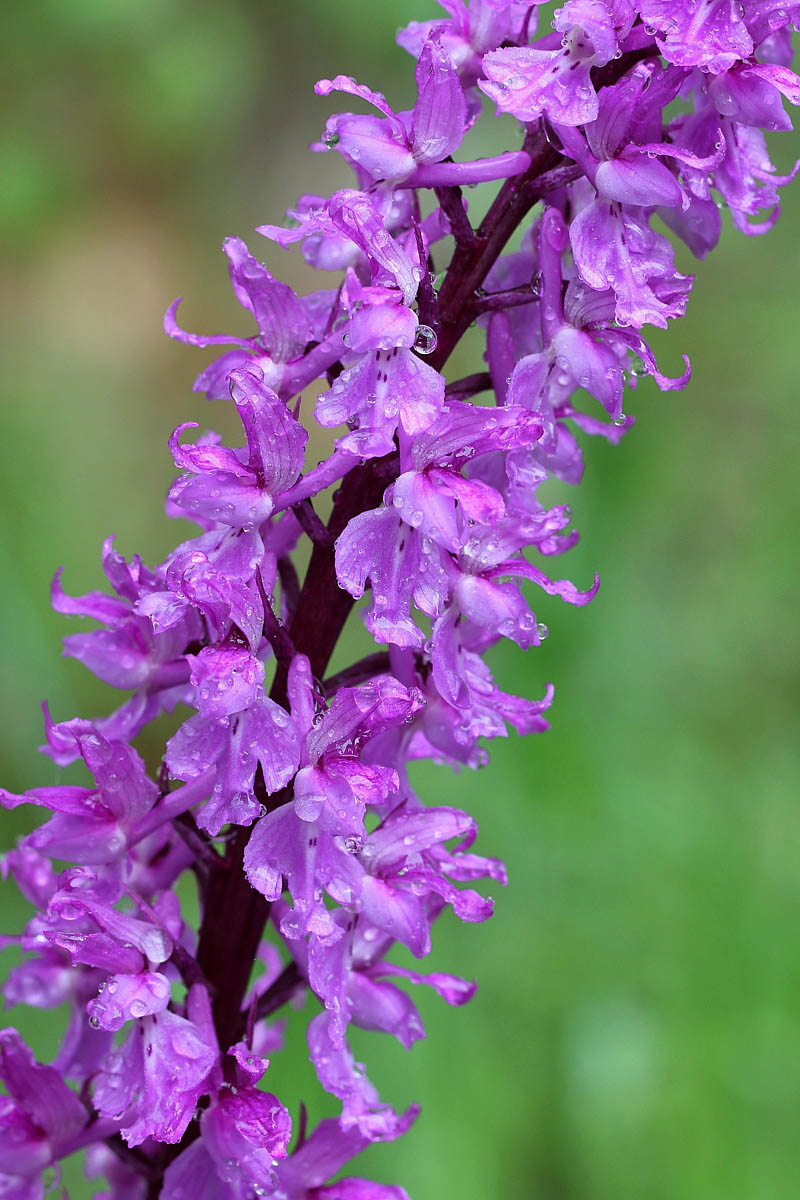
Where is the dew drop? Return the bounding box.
[413,325,438,355]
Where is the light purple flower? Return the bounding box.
[480,0,636,125]
[3,1,799,1193]
[93,985,218,1146]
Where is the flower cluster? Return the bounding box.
[3,2,798,1196]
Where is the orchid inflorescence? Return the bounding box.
[2,1,798,1196]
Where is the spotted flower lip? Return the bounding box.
[479,0,637,126]
[3,0,799,1195]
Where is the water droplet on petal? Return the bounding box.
[414,325,438,355]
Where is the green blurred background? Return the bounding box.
[2,2,799,1197]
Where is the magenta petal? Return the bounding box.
[325,113,416,182]
[0,1029,87,1142]
[192,347,260,400]
[346,299,418,353]
[202,1087,292,1189]
[453,574,538,647]
[318,348,443,456]
[161,1141,219,1200]
[639,0,752,72]
[0,783,92,816]
[166,713,228,781]
[223,236,313,362]
[410,400,542,470]
[242,697,299,793]
[430,605,467,708]
[308,1012,405,1139]
[552,326,624,418]
[375,961,477,1007]
[170,469,276,530]
[230,365,308,493]
[393,470,464,551]
[480,45,598,126]
[275,1111,416,1194]
[50,567,130,625]
[570,199,691,329]
[288,652,316,742]
[75,730,157,824]
[595,156,684,208]
[317,1180,411,1200]
[327,191,419,304]
[48,893,173,965]
[87,971,171,1032]
[335,507,443,648]
[94,1008,216,1147]
[169,423,250,478]
[658,192,722,259]
[428,469,505,527]
[163,297,252,350]
[27,812,126,864]
[410,36,466,164]
[243,807,293,902]
[309,677,423,763]
[407,867,493,922]
[346,967,424,1048]
[244,806,342,941]
[187,645,265,720]
[45,931,145,975]
[315,74,400,124]
[366,805,476,872]
[191,698,299,835]
[359,877,428,956]
[491,558,600,606]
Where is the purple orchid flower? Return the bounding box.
[0,1029,92,1196]
[3,0,799,1194]
[165,236,321,400]
[480,0,637,126]
[316,35,531,189]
